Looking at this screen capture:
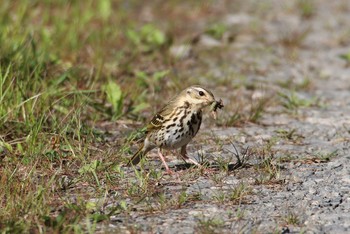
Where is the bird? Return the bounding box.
[127,85,217,174]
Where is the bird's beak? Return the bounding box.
[207,98,215,105]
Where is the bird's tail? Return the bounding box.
[127,144,146,166]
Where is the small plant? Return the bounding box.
[126,24,167,52]
[283,211,300,225]
[196,216,225,234]
[215,157,230,173]
[213,191,226,203]
[205,23,228,40]
[259,156,281,183]
[126,182,142,197]
[98,0,112,20]
[229,112,242,126]
[157,192,168,210]
[314,150,338,162]
[43,210,70,232]
[339,51,350,66]
[135,70,169,92]
[213,183,251,205]
[176,191,188,208]
[103,80,124,120]
[297,0,316,19]
[223,142,250,171]
[249,96,271,123]
[79,160,102,186]
[235,208,245,220]
[251,138,283,184]
[275,128,304,142]
[277,77,312,91]
[279,27,310,48]
[276,154,294,163]
[229,183,250,204]
[279,91,317,111]
[276,128,297,140]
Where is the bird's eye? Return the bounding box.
[199,91,205,96]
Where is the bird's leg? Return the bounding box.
[158,148,173,174]
[180,145,200,166]
[178,146,188,164]
[180,144,188,159]
[180,145,216,173]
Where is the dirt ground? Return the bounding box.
[97,0,350,233]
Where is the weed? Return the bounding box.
[79,160,102,186]
[196,216,225,234]
[279,91,317,112]
[213,183,251,205]
[213,191,226,203]
[279,27,310,48]
[157,192,168,210]
[176,191,188,208]
[339,51,350,66]
[249,95,271,123]
[215,157,230,173]
[275,128,304,143]
[251,139,283,184]
[103,81,124,120]
[217,92,272,126]
[205,23,228,40]
[283,211,300,225]
[313,150,338,162]
[0,1,230,232]
[297,0,316,19]
[277,77,312,91]
[126,24,168,53]
[235,208,245,220]
[228,183,251,204]
[218,111,242,127]
[276,154,295,163]
[224,142,251,171]
[135,69,169,93]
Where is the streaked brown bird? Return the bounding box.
[127,86,218,173]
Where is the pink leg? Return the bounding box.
[158,148,173,174]
[187,158,200,166]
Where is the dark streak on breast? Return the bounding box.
[166,123,176,129]
[187,120,194,136]
[190,113,197,124]
[194,111,202,135]
[178,109,187,128]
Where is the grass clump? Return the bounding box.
[0,1,181,232]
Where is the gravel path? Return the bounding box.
[103,1,350,233]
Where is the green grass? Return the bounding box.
[0,0,318,232]
[0,1,238,232]
[282,211,301,225]
[297,0,316,19]
[196,216,225,234]
[0,1,164,232]
[279,91,318,112]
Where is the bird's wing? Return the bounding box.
[145,104,175,133]
[147,113,164,130]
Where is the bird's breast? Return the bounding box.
[150,108,202,149]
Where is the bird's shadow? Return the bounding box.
[172,161,247,172]
[173,145,251,172]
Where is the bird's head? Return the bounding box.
[181,86,216,109]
